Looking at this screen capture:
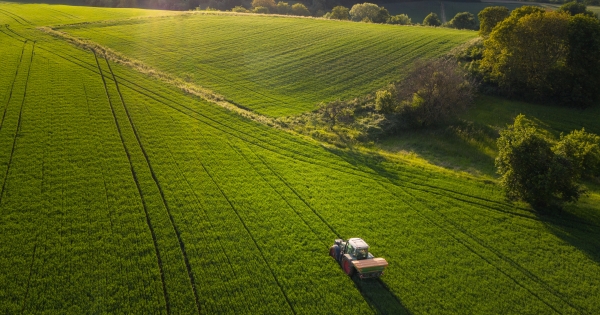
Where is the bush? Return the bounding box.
[291,3,310,16]
[253,6,270,13]
[395,58,477,127]
[496,115,584,209]
[387,14,411,25]
[373,7,390,23]
[349,2,380,22]
[554,128,600,179]
[423,12,441,26]
[447,12,478,30]
[375,87,396,114]
[251,0,275,10]
[326,6,350,20]
[558,1,596,18]
[478,6,509,37]
[276,1,291,14]
[232,5,248,12]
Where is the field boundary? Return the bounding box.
[38,26,279,124]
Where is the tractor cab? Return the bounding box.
[344,238,372,260]
[330,237,388,279]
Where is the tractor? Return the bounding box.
[329,238,388,279]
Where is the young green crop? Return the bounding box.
[61,13,476,116]
[0,3,599,315]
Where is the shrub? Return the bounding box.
[478,6,509,37]
[387,14,411,25]
[251,0,275,10]
[375,87,396,114]
[496,115,584,209]
[423,12,441,26]
[349,3,381,22]
[554,128,600,179]
[232,5,248,12]
[447,12,478,30]
[253,6,270,13]
[396,58,477,127]
[291,3,310,16]
[326,6,350,20]
[276,1,291,14]
[558,1,596,17]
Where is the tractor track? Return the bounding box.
[386,181,583,314]
[152,114,238,279]
[20,241,38,314]
[21,24,598,233]
[103,55,201,315]
[0,42,34,207]
[0,9,33,25]
[196,146,297,315]
[0,39,27,132]
[228,141,323,240]
[92,49,171,315]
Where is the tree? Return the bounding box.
[558,1,596,18]
[481,8,569,100]
[396,58,477,127]
[554,128,600,179]
[496,115,584,209]
[372,6,390,23]
[291,3,310,16]
[387,14,411,25]
[276,1,291,14]
[478,6,509,37]
[349,3,380,22]
[423,12,441,26]
[481,6,600,107]
[326,5,349,20]
[251,0,275,10]
[448,12,477,30]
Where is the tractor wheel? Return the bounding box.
[342,257,355,276]
[329,245,340,261]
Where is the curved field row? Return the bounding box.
[61,14,476,116]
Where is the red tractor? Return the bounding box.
[329,238,388,279]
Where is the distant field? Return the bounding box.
[1,2,600,314]
[60,13,476,116]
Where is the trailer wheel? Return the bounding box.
[342,257,355,276]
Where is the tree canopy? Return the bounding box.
[423,12,441,26]
[480,6,600,107]
[478,6,509,37]
[448,12,478,30]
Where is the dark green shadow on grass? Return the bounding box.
[352,276,412,315]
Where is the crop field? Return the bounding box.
[59,14,476,116]
[1,2,600,314]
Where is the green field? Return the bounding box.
[1,2,600,314]
[58,13,476,116]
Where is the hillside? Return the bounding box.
[1,2,599,314]
[58,13,475,116]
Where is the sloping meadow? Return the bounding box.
[59,13,476,116]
